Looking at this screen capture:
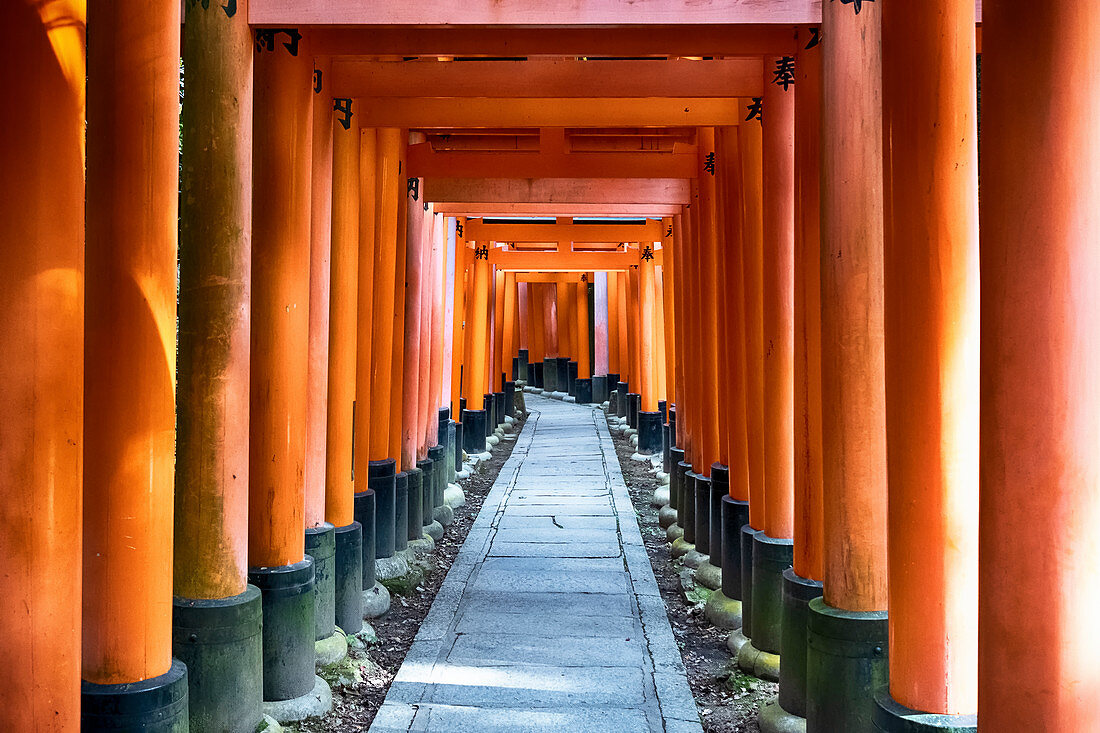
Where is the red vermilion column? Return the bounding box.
[616,267,630,388]
[466,248,491,413]
[654,269,668,403]
[660,219,677,409]
[84,0,188,724]
[639,252,658,413]
[305,58,334,534]
[575,278,590,381]
[979,3,1100,730]
[0,3,84,727]
[174,0,264,725]
[248,27,322,704]
[449,219,467,417]
[607,272,621,378]
[807,0,890,729]
[494,270,507,390]
[671,215,689,458]
[882,0,979,723]
[775,26,827,725]
[695,129,721,478]
[426,213,447,450]
[388,150,410,465]
[504,272,518,383]
[401,173,426,472]
[740,110,765,531]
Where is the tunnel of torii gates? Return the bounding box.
[3,0,1100,731]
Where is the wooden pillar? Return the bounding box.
[503,272,518,382]
[388,148,410,465]
[494,270,507,388]
[671,215,689,453]
[466,246,491,411]
[305,57,334,532]
[978,2,1100,729]
[401,172,426,471]
[0,3,84,726]
[696,128,722,476]
[628,264,642,397]
[616,268,630,385]
[654,268,668,402]
[740,111,766,529]
[370,128,401,462]
[529,281,545,367]
[427,213,447,448]
[762,57,797,541]
[607,272,621,376]
[808,0,889,728]
[84,0,181,691]
[639,249,658,412]
[352,128,378,484]
[416,206,437,457]
[660,218,677,407]
[518,281,530,354]
[576,277,591,380]
[449,218,467,417]
[545,282,560,359]
[882,0,979,719]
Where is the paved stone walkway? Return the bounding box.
[370,395,702,732]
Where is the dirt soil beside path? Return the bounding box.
[610,420,777,733]
[297,415,526,733]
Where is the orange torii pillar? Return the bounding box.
[806,2,889,730]
[516,280,531,383]
[625,263,644,427]
[328,103,368,636]
[400,162,427,557]
[606,271,623,409]
[173,0,262,727]
[0,5,83,728]
[425,212,451,535]
[665,213,693,546]
[574,275,593,403]
[386,144,410,563]
[740,55,797,683]
[462,241,491,455]
[705,126,752,631]
[881,0,979,730]
[82,3,190,728]
[449,218,468,419]
[493,270,506,390]
[367,128,403,580]
[592,273,611,403]
[637,245,663,454]
[248,28,330,712]
[979,3,1100,731]
[615,267,631,413]
[660,217,678,412]
[502,272,519,411]
[542,281,561,394]
[770,27,826,729]
[529,282,547,390]
[303,57,346,660]
[554,277,574,398]
[734,98,766,655]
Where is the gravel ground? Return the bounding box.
[608,417,777,733]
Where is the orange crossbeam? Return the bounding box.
[424,178,690,206]
[488,249,645,272]
[407,144,697,180]
[467,220,662,244]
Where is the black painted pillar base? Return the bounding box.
[592,375,609,403]
[682,468,698,545]
[662,423,671,472]
[556,357,570,393]
[368,459,397,560]
[629,393,640,424]
[668,405,678,447]
[873,692,976,733]
[576,377,592,404]
[408,467,425,539]
[778,568,823,719]
[657,399,667,422]
[462,409,486,453]
[248,558,316,701]
[806,598,888,733]
[669,447,686,512]
[305,522,336,640]
[532,361,544,388]
[82,659,189,731]
[616,381,629,418]
[353,489,376,590]
[453,421,464,468]
[483,394,496,435]
[503,381,516,416]
[608,389,619,415]
[542,358,557,392]
[437,407,450,447]
[708,464,729,564]
[418,458,434,528]
[459,396,467,414]
[721,497,750,599]
[511,356,520,381]
[393,472,409,552]
[638,410,663,454]
[427,445,446,510]
[172,587,261,732]
[740,525,761,638]
[567,360,578,396]
[493,391,506,427]
[694,473,712,555]
[751,533,794,655]
[518,348,530,381]
[333,522,363,634]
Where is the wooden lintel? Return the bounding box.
[424,178,691,206]
[467,220,663,243]
[330,58,763,99]
[434,203,682,217]
[488,249,639,272]
[355,97,743,129]
[515,272,586,283]
[407,143,697,179]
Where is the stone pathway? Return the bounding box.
[370,395,702,732]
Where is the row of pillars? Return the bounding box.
[632,3,1100,733]
[0,4,471,730]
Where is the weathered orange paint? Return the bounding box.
[0,1,84,722]
[370,128,402,461]
[654,269,668,402]
[352,128,378,499]
[793,33,825,583]
[503,272,518,382]
[401,171,426,470]
[305,57,334,529]
[639,248,658,413]
[978,2,1100,730]
[607,272,621,375]
[660,219,677,406]
[821,0,888,612]
[415,199,435,458]
[739,107,766,530]
[494,270,507,389]
[717,127,750,502]
[423,212,446,452]
[670,216,689,455]
[175,0,251,600]
[762,59,796,540]
[85,0,180,682]
[544,282,560,359]
[681,194,700,469]
[616,269,630,384]
[389,152,410,465]
[326,113,361,528]
[576,278,591,380]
